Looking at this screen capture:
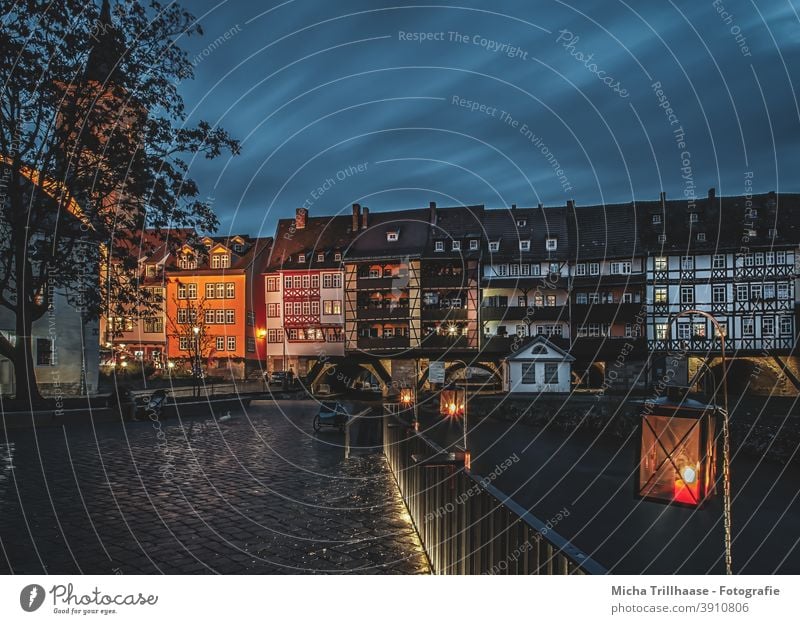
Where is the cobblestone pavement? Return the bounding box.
[0,400,429,574]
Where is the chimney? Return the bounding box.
[511,203,517,211]
[538,203,543,209]
[295,207,307,230]
[361,206,369,230]
[352,203,361,232]
[566,199,574,210]
[429,201,437,225]
[708,187,716,200]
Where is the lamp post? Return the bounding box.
[668,309,731,575]
[192,325,200,398]
[437,359,470,470]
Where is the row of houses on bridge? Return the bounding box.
[99,188,800,397]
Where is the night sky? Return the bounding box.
[173,0,800,237]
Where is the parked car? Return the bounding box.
[313,401,349,432]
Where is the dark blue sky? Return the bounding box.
[173,0,800,237]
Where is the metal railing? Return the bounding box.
[382,406,606,575]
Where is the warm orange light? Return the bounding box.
[464,451,471,471]
[257,329,267,339]
[400,389,413,404]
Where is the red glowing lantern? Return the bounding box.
[439,388,465,419]
[637,389,717,507]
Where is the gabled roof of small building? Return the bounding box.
[505,334,575,361]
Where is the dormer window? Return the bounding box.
[519,240,530,251]
[435,241,444,252]
[489,241,500,252]
[211,253,230,269]
[452,240,461,251]
[747,209,758,218]
[387,230,399,242]
[334,252,342,261]
[317,253,325,262]
[658,234,667,243]
[516,219,527,227]
[689,213,698,223]
[178,254,196,270]
[545,238,557,251]
[652,214,662,224]
[768,228,777,238]
[145,264,156,278]
[470,239,478,251]
[298,253,306,263]
[697,232,706,242]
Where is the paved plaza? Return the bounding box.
[0,400,429,574]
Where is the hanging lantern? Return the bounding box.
[637,388,717,507]
[400,388,414,405]
[439,387,465,419]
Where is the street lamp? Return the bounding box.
[192,325,200,398]
[437,359,471,470]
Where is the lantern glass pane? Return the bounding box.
[639,414,702,505]
[439,389,465,417]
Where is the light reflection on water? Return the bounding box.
[0,442,14,495]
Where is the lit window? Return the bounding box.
[655,323,668,340]
[215,336,225,351]
[654,287,668,304]
[227,336,236,351]
[654,257,667,271]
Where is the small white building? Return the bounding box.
[505,335,574,393]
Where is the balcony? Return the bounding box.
[356,336,410,350]
[421,307,468,321]
[419,334,470,350]
[356,305,411,320]
[571,273,645,287]
[571,302,644,321]
[357,275,408,290]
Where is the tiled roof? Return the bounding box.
[482,205,569,261]
[568,202,640,261]
[344,208,431,260]
[267,214,353,271]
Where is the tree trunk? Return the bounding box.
[13,306,42,404]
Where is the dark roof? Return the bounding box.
[424,205,485,259]
[482,205,569,262]
[568,202,640,261]
[344,208,431,260]
[267,214,353,271]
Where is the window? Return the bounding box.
[302,301,310,316]
[284,276,292,289]
[178,254,196,270]
[655,323,668,340]
[246,311,255,326]
[298,254,306,263]
[712,254,725,269]
[610,261,631,275]
[549,262,559,274]
[233,243,244,253]
[735,284,747,301]
[755,252,764,266]
[681,256,694,270]
[516,218,527,227]
[247,337,256,352]
[179,337,189,351]
[715,322,727,338]
[322,273,341,288]
[622,292,633,303]
[178,283,187,299]
[689,213,698,223]
[766,251,775,265]
[680,286,694,304]
[267,303,279,317]
[655,287,668,304]
[226,310,235,324]
[652,214,662,225]
[311,301,320,315]
[654,257,667,271]
[267,329,283,343]
[213,283,223,299]
[777,282,790,299]
[216,336,225,351]
[387,231,399,242]
[470,239,479,250]
[576,293,588,304]
[177,308,188,324]
[510,264,519,277]
[677,322,691,340]
[521,363,536,384]
[546,295,556,306]
[780,316,792,335]
[544,363,559,384]
[216,310,225,324]
[777,251,787,264]
[226,283,235,298]
[744,253,754,267]
[589,262,599,276]
[293,275,302,288]
[545,238,557,251]
[204,309,215,324]
[519,240,530,251]
[763,283,775,300]
[743,318,754,336]
[36,338,54,366]
[750,284,762,300]
[697,233,706,242]
[301,274,310,289]
[143,317,163,333]
[317,253,325,262]
[211,254,230,269]
[692,322,706,338]
[227,336,236,351]
[712,285,726,303]
[658,234,667,243]
[187,283,197,299]
[323,300,342,315]
[762,317,775,336]
[334,252,342,262]
[576,263,586,276]
[588,292,599,304]
[452,240,461,251]
[435,241,444,252]
[311,275,319,288]
[489,241,500,252]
